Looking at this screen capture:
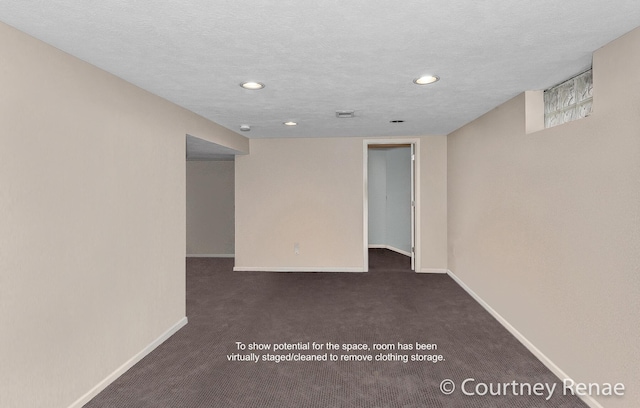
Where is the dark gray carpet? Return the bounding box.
[85,250,587,407]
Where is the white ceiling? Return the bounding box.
[1,1,640,144]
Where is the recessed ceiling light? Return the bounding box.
[283,121,297,126]
[240,81,265,90]
[413,75,440,85]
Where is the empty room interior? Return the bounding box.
[1,2,639,408]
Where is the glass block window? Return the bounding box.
[544,69,593,128]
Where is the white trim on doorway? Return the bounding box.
[363,138,421,272]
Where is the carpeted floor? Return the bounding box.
[85,250,587,407]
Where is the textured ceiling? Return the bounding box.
[1,1,640,143]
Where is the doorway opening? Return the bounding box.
[363,139,420,272]
[186,135,238,258]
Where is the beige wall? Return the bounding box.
[447,27,640,408]
[186,161,235,255]
[420,135,448,271]
[0,22,247,408]
[235,136,447,271]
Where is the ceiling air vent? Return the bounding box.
[336,110,355,118]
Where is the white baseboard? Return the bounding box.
[446,270,603,408]
[233,266,365,273]
[68,317,188,408]
[368,244,411,257]
[417,268,448,274]
[186,254,235,258]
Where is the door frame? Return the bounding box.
[363,138,421,272]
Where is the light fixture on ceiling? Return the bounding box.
[336,110,355,118]
[240,81,265,90]
[240,124,251,131]
[283,121,298,126]
[413,75,440,85]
